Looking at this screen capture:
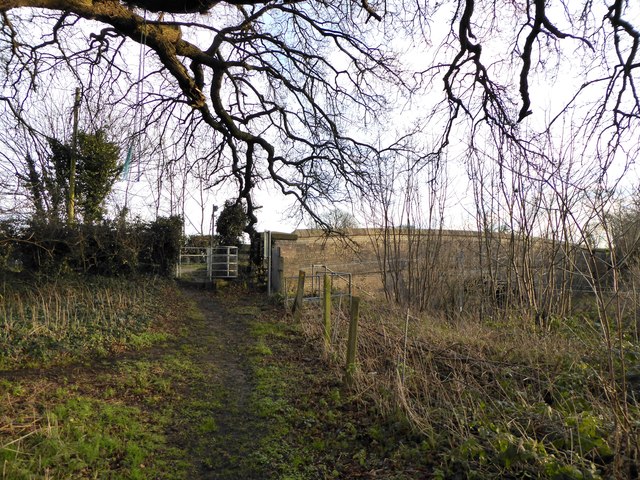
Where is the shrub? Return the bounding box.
[139,216,184,276]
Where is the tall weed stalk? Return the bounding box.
[299,297,637,478]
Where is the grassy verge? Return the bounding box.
[0,380,184,480]
[0,275,179,369]
[0,277,197,479]
[244,310,436,479]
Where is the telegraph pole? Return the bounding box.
[210,205,219,249]
[67,87,81,224]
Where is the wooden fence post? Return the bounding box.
[292,270,305,321]
[344,296,360,389]
[323,273,331,351]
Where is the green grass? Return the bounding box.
[0,280,472,479]
[0,392,183,480]
[0,277,197,480]
[239,314,437,479]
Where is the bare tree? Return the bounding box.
[314,208,358,230]
[1,1,636,229]
[0,1,415,239]
[421,1,639,159]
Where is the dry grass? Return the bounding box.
[298,297,639,478]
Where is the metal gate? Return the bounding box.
[283,265,353,307]
[176,246,239,281]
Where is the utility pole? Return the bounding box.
[207,205,219,281]
[210,205,219,248]
[67,87,81,224]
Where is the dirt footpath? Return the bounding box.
[0,284,432,479]
[173,288,271,479]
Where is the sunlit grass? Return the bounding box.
[0,281,200,480]
[0,372,190,480]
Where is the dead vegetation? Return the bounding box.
[298,297,640,478]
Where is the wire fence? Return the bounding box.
[283,265,353,307]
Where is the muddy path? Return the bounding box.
[171,287,271,479]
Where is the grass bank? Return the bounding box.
[1,279,433,479]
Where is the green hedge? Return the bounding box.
[1,216,183,277]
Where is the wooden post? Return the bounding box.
[344,296,360,389]
[293,270,305,321]
[323,273,331,351]
[277,256,284,294]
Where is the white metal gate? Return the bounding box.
[177,246,239,281]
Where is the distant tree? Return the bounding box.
[317,208,359,231]
[21,129,121,224]
[216,200,248,247]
